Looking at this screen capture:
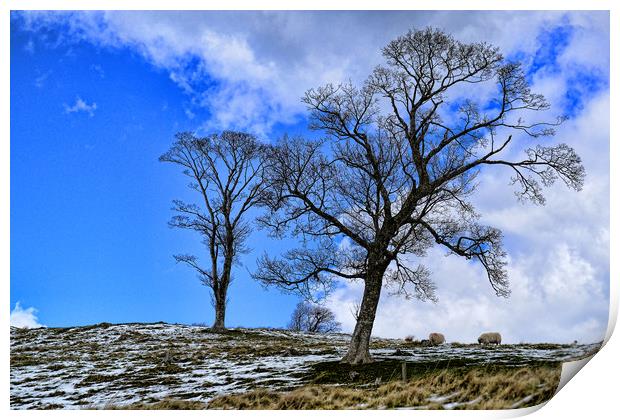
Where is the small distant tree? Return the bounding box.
[160,131,265,331]
[288,301,342,333]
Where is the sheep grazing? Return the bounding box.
[478,332,502,345]
[428,332,445,346]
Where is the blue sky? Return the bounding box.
[10,11,610,342]
[10,17,303,328]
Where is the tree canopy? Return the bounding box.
[254,27,585,363]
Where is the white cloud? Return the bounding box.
[64,96,97,117]
[23,38,35,54]
[34,70,51,88]
[15,11,609,137]
[10,302,45,329]
[184,108,196,120]
[90,64,105,78]
[327,245,606,344]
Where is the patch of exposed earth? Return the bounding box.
[10,322,600,409]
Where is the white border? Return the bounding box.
[2,1,616,419]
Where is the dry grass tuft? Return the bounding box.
[207,364,561,410]
[105,399,207,410]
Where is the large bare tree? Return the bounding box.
[160,131,265,331]
[255,28,585,363]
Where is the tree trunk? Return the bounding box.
[212,293,226,331]
[342,265,385,364]
[212,236,233,332]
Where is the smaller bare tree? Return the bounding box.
[160,131,265,331]
[288,301,342,333]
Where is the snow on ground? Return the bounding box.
[10,322,600,409]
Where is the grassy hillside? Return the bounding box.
[10,322,600,410]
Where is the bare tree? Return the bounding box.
[255,28,584,363]
[288,301,341,333]
[160,131,265,331]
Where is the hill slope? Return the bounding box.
[10,322,599,409]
